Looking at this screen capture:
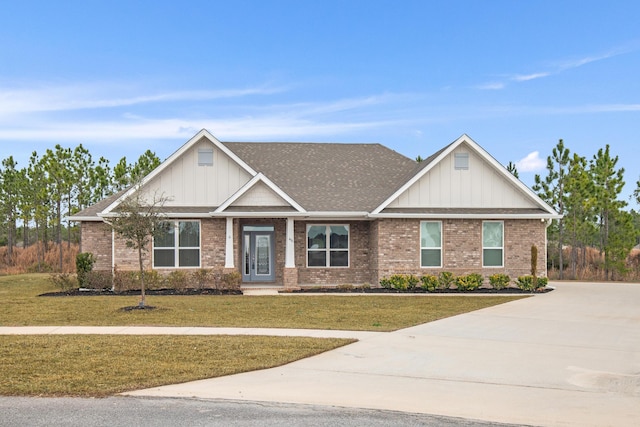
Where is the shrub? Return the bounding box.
[191,269,213,290]
[420,274,438,292]
[489,273,510,290]
[516,275,534,291]
[337,283,354,291]
[142,270,165,290]
[166,270,190,292]
[113,268,139,292]
[379,277,392,289]
[438,271,455,290]
[406,274,419,290]
[75,252,96,287]
[84,270,113,290]
[221,271,242,290]
[49,273,78,291]
[455,273,483,291]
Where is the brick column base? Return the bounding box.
[283,267,299,290]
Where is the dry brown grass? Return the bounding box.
[548,246,640,282]
[0,243,78,275]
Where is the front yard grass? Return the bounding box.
[1,274,527,331]
[0,335,353,397]
[0,274,527,397]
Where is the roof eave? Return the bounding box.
[369,213,563,220]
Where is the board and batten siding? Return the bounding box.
[144,138,252,207]
[388,143,536,209]
[232,181,290,207]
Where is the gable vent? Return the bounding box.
[454,153,469,170]
[198,148,214,166]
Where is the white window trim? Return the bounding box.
[153,219,201,269]
[482,220,504,268]
[306,224,350,268]
[420,220,442,268]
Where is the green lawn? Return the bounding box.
[0,274,526,331]
[0,274,527,397]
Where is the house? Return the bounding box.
[71,129,560,289]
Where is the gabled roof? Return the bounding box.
[100,129,257,216]
[222,142,417,212]
[371,134,561,218]
[214,172,306,213]
[70,130,560,221]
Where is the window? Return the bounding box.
[198,148,213,166]
[307,225,349,267]
[454,153,469,170]
[483,221,503,267]
[420,221,442,267]
[153,220,200,268]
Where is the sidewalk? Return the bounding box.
[0,326,379,340]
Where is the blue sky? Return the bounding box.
[1,1,639,203]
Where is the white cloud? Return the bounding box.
[511,72,550,82]
[476,82,505,90]
[0,82,287,115]
[516,151,546,172]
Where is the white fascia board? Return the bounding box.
[459,136,560,217]
[209,211,369,219]
[66,216,103,222]
[369,213,563,220]
[214,172,306,213]
[371,134,560,217]
[371,135,467,215]
[101,129,258,216]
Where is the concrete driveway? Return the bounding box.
[127,282,640,427]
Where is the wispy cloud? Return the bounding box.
[0,82,287,115]
[477,44,635,90]
[516,151,546,172]
[511,72,550,82]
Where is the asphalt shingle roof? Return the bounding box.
[223,142,418,212]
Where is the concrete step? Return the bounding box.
[242,289,281,296]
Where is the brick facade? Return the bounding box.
[294,220,373,286]
[80,221,113,271]
[371,218,547,285]
[81,216,547,287]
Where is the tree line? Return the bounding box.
[524,140,639,281]
[0,144,161,271]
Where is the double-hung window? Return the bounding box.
[307,225,349,267]
[482,221,503,267]
[153,220,200,268]
[420,221,442,267]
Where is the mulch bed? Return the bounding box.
[40,288,243,297]
[40,287,551,297]
[288,287,553,294]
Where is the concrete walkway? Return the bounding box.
[0,326,379,340]
[122,282,640,427]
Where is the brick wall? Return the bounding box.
[295,221,373,286]
[80,221,112,271]
[373,218,548,284]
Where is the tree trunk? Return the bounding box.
[138,246,146,307]
[57,199,63,272]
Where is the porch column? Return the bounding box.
[285,217,295,268]
[225,217,234,268]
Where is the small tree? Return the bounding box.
[110,186,168,307]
